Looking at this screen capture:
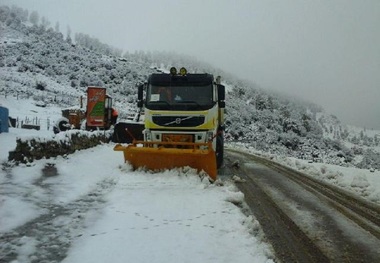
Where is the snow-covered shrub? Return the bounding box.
[35,80,47,90]
[351,174,370,190]
[17,63,28,72]
[358,149,380,170]
[8,130,112,163]
[320,165,327,174]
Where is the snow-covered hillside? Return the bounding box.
[1,5,379,172]
[1,5,380,262]
[0,6,379,174]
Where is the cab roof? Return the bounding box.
[149,73,214,86]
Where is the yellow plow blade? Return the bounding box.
[114,141,217,181]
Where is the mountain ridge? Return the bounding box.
[1,5,379,170]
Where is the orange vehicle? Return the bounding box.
[54,87,116,133]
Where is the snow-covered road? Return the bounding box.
[0,129,274,263]
[228,150,380,262]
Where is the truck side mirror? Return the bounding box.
[217,84,225,108]
[137,83,145,108]
[105,96,112,109]
[217,84,225,101]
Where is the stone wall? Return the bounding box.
[8,130,112,163]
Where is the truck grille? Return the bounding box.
[152,116,205,127]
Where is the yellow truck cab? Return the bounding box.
[115,67,225,181]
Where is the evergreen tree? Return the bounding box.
[55,21,60,32]
[66,25,72,44]
[29,10,39,25]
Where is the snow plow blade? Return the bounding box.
[114,141,217,181]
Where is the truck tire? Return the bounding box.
[54,117,70,133]
[216,134,224,168]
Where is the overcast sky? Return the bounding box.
[3,0,380,129]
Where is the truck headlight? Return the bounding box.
[207,132,214,142]
[145,131,152,141]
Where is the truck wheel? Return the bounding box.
[54,117,70,133]
[216,134,224,168]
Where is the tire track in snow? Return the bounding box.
[226,149,380,262]
[0,172,117,263]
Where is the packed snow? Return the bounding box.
[0,100,274,262]
[229,143,380,205]
[2,97,380,263]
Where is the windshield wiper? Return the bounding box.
[148,100,170,106]
[175,100,201,107]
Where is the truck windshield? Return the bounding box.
[146,84,214,110]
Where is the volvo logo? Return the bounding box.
[163,116,195,126]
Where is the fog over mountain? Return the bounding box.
[1,4,380,170]
[2,0,380,129]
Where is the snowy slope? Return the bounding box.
[2,9,380,172]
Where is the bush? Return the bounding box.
[35,81,47,90]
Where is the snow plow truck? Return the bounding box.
[114,67,225,181]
